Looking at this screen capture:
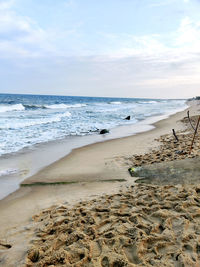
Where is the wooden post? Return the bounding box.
[187,110,195,131]
[190,115,200,154]
[172,129,179,142]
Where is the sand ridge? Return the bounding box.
[26,183,200,267]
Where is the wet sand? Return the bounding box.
[0,107,185,200]
[22,106,191,186]
[0,100,199,266]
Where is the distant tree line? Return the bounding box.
[188,96,200,101]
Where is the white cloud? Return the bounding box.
[84,16,200,98]
[0,0,83,58]
[0,2,200,98]
[0,0,15,10]
[0,1,54,57]
[98,16,200,65]
[174,17,200,51]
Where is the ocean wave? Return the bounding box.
[0,168,18,177]
[0,104,25,113]
[138,101,157,104]
[0,111,71,129]
[44,103,87,109]
[149,101,157,104]
[0,103,88,111]
[0,94,188,158]
[23,104,47,110]
[109,101,122,105]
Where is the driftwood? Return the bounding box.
[190,115,200,153]
[172,129,179,142]
[187,111,196,131]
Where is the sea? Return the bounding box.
[0,93,188,199]
[0,93,187,158]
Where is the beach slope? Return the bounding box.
[0,101,199,266]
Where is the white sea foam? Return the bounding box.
[45,104,70,109]
[110,101,122,105]
[0,104,25,113]
[45,103,87,109]
[138,101,157,104]
[72,104,87,108]
[0,168,18,177]
[1,111,71,129]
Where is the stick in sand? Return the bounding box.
[172,129,179,142]
[190,115,200,154]
[187,111,196,131]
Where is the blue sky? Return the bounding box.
[0,0,200,98]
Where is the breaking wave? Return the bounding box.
[44,103,87,109]
[109,101,122,105]
[1,111,71,129]
[0,168,18,177]
[0,103,87,112]
[0,104,25,113]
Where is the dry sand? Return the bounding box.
[0,100,200,266]
[26,183,200,267]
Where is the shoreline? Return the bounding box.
[0,101,199,266]
[22,104,190,185]
[0,104,188,200]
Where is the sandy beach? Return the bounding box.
[0,100,200,266]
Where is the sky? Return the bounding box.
[0,0,200,99]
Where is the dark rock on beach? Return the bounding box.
[124,116,131,120]
[100,129,109,134]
